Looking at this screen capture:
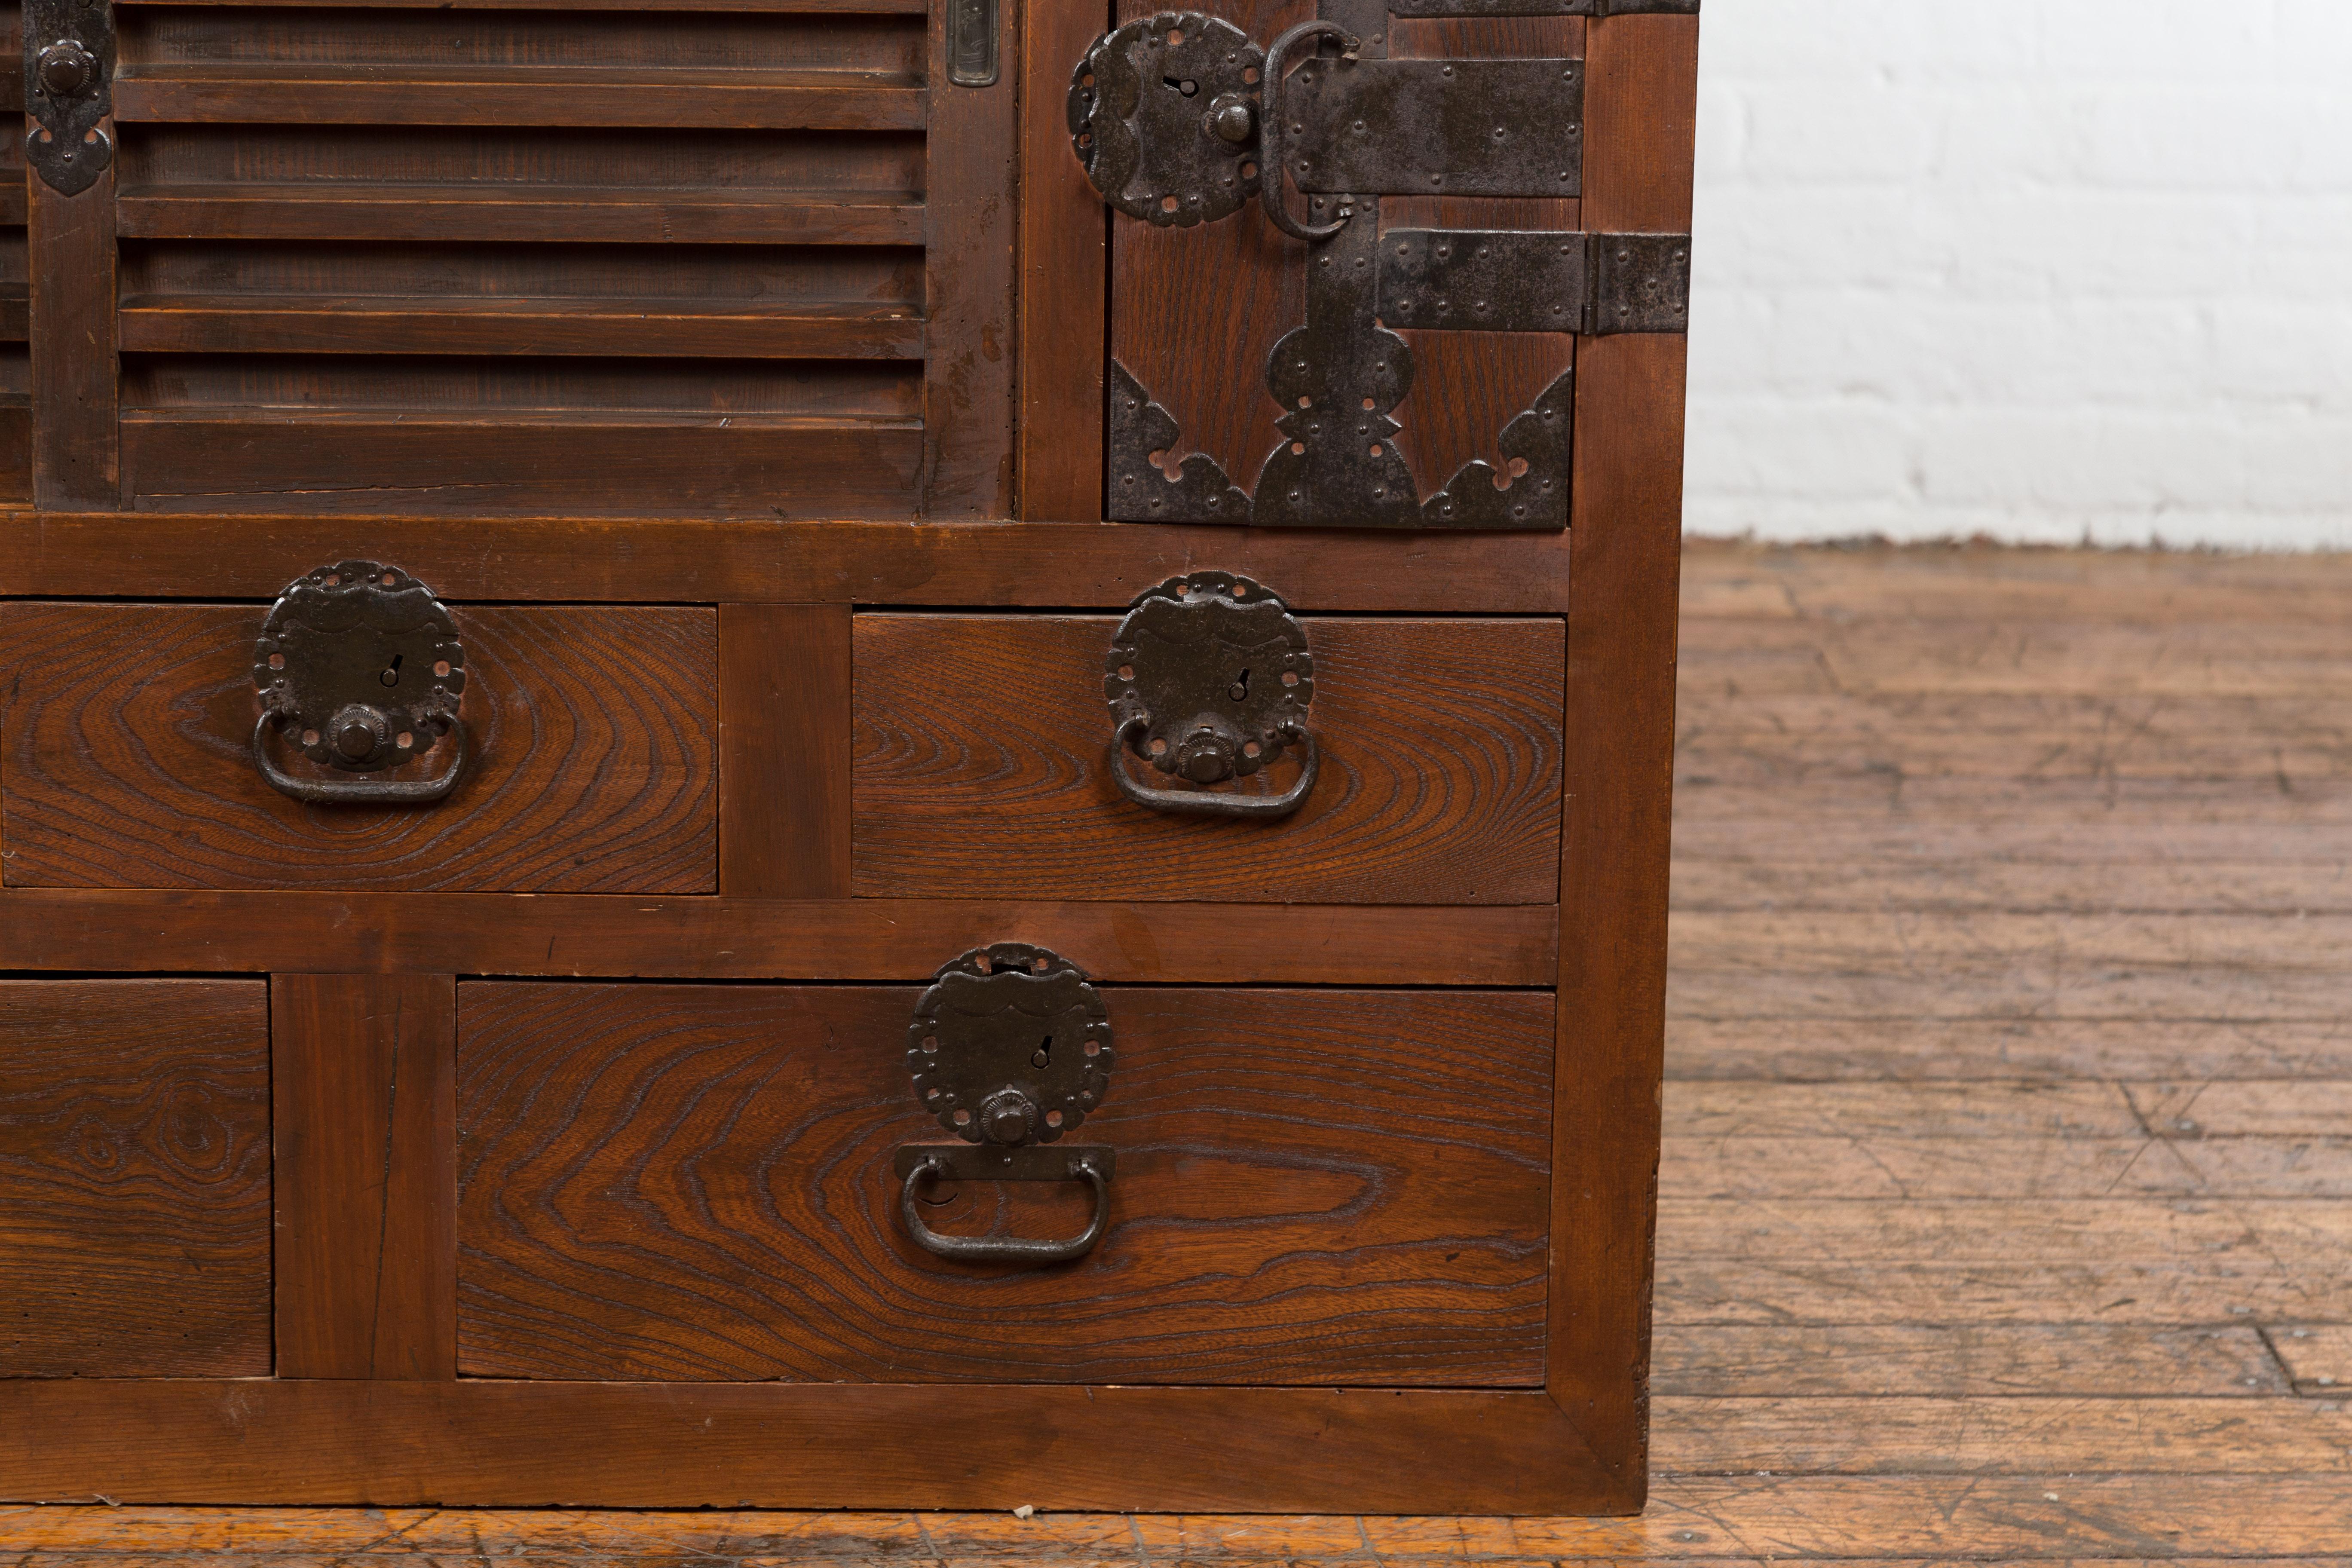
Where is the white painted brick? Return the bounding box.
[1687,0,2352,549]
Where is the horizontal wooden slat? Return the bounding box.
[0,188,23,225]
[0,284,24,342]
[117,294,923,358]
[0,891,1560,986]
[0,516,1576,609]
[113,66,925,131]
[120,413,924,517]
[0,1381,1615,1514]
[117,184,922,245]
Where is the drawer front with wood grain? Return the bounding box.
[0,602,716,892]
[0,979,272,1378]
[456,981,1553,1386]
[852,614,1566,903]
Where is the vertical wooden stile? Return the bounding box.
[27,163,117,508]
[1549,10,1699,1504]
[718,602,854,897]
[922,0,1021,516]
[273,972,458,1381]
[1017,0,1109,519]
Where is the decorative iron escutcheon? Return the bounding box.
[896,943,1117,1266]
[251,561,469,805]
[1105,572,1316,818]
[24,0,116,196]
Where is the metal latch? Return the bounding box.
[251,561,470,805]
[897,944,1118,1267]
[24,0,115,195]
[1104,572,1317,819]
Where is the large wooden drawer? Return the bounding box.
[0,602,717,892]
[0,979,272,1377]
[456,980,1553,1384]
[852,613,1565,903]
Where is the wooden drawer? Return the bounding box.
[852,614,1565,903]
[0,979,271,1377]
[0,602,717,892]
[457,980,1552,1385]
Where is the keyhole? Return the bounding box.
[380,653,404,688]
[1031,1035,1053,1069]
[1163,76,1199,96]
[1229,668,1250,703]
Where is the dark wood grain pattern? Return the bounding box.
[853,614,1565,902]
[1018,0,1108,519]
[0,889,1557,984]
[28,166,119,508]
[273,974,457,1381]
[0,603,717,892]
[110,73,926,131]
[921,0,1018,516]
[0,514,1575,611]
[718,603,852,896]
[0,1381,1618,1512]
[1549,11,1699,1509]
[0,979,270,1377]
[455,983,1550,1384]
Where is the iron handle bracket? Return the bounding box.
[895,1145,1116,1266]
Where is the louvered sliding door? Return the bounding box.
[24,0,1014,516]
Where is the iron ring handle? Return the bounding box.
[1258,20,1357,243]
[1110,723,1318,820]
[251,714,469,805]
[899,1153,1112,1266]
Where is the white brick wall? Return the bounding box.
[1685,0,2352,548]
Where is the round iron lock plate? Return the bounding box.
[907,943,1114,1147]
[1069,11,1264,227]
[253,561,467,775]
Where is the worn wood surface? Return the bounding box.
[852,614,1565,903]
[0,514,1573,609]
[0,603,717,892]
[28,167,118,509]
[1548,9,1697,1505]
[1016,0,1107,518]
[718,603,853,897]
[273,974,457,1381]
[0,890,1556,984]
[8,539,2349,1550]
[0,979,270,1377]
[920,0,1018,516]
[456,984,1550,1385]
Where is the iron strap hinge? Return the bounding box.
[1380,230,1692,337]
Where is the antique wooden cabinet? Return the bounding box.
[0,0,1697,1515]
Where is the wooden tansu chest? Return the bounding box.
[0,0,1697,1515]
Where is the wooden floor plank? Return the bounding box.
[1666,1017,2352,1084]
[1651,1323,2291,1397]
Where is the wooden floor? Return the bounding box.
[8,541,2349,1561]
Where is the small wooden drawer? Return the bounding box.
[0,979,272,1378]
[0,602,717,893]
[457,980,1553,1385]
[852,614,1565,903]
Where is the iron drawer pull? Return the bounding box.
[251,560,470,807]
[251,713,468,805]
[1110,720,1318,818]
[1104,571,1319,820]
[899,1150,1113,1266]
